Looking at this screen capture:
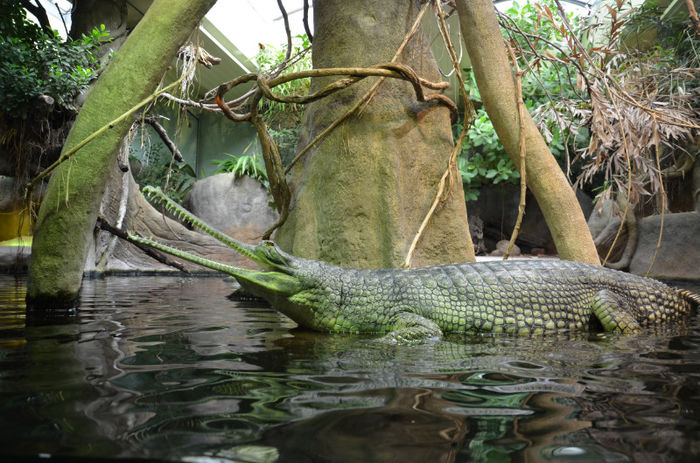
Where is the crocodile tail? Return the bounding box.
[676,288,700,311]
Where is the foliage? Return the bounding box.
[212,137,268,188]
[132,158,196,205]
[211,148,274,208]
[529,0,700,205]
[454,113,520,201]
[212,149,269,189]
[130,130,196,205]
[254,34,312,122]
[0,4,109,113]
[269,126,301,166]
[459,0,699,206]
[207,35,308,190]
[457,0,584,201]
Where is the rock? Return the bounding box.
[629,212,700,280]
[587,197,630,264]
[467,184,593,254]
[531,247,546,256]
[0,177,20,212]
[0,177,44,212]
[183,174,279,244]
[468,215,487,255]
[489,239,520,257]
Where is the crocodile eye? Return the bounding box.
[260,241,288,266]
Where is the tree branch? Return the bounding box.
[141,115,184,162]
[303,0,313,42]
[20,0,53,35]
[96,216,189,272]
[685,0,700,36]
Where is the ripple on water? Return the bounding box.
[0,275,699,462]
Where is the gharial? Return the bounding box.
[125,186,699,343]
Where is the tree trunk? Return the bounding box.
[26,0,216,311]
[455,0,600,264]
[276,0,475,269]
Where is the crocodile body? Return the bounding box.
[127,187,698,342]
[261,255,694,337]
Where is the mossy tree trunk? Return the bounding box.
[455,0,600,264]
[26,0,216,311]
[276,0,475,269]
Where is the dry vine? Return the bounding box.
[213,63,457,238]
[502,40,528,261]
[209,0,467,240]
[501,0,699,267]
[403,0,475,268]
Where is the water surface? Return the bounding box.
[1,275,699,462]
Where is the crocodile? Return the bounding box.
[127,186,699,343]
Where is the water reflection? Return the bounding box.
[0,275,699,462]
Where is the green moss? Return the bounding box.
[276,0,474,269]
[27,0,217,308]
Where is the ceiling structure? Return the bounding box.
[33,0,620,99]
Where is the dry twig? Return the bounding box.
[403,0,474,268]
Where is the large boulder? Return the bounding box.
[629,212,700,280]
[183,174,278,243]
[586,196,632,265]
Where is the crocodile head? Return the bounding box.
[131,186,331,330]
[231,240,303,297]
[128,231,333,330]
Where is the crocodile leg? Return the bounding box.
[590,290,641,333]
[381,312,443,344]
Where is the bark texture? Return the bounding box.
[276,0,474,269]
[87,159,260,274]
[455,0,600,264]
[26,0,217,310]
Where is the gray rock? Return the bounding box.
[0,177,44,212]
[489,239,520,257]
[183,174,279,243]
[629,212,700,280]
[587,197,630,264]
[468,215,487,255]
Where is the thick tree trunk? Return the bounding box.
[26,0,216,311]
[455,0,600,264]
[276,0,475,269]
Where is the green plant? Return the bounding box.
[254,34,312,122]
[529,0,700,204]
[213,153,268,185]
[268,126,300,165]
[0,4,110,113]
[455,0,588,201]
[212,139,269,188]
[130,133,196,205]
[131,157,196,205]
[454,112,520,201]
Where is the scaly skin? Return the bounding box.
[131,186,699,343]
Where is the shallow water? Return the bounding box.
[1,275,700,462]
